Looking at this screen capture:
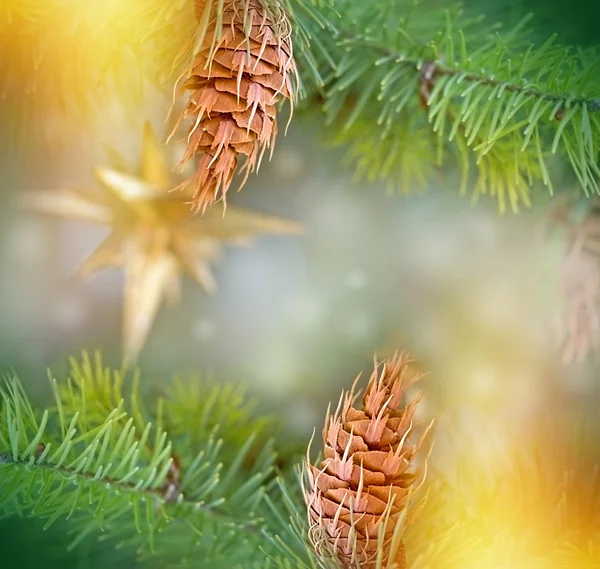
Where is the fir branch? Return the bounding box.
[301,0,600,212]
[0,352,284,567]
[344,33,600,111]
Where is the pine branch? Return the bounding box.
[0,352,285,567]
[299,0,600,212]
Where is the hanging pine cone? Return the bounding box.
[170,0,297,214]
[303,353,432,569]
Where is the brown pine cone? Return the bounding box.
[171,0,297,214]
[304,353,432,569]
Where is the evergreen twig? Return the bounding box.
[0,352,284,566]
[298,0,600,211]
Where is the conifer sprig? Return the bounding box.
[303,0,600,212]
[0,352,282,566]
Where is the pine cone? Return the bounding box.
[304,353,432,569]
[171,0,297,214]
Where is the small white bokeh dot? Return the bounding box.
[286,401,320,434]
[345,269,368,290]
[270,146,304,180]
[470,214,497,244]
[467,366,500,401]
[284,293,323,331]
[338,311,375,342]
[5,217,50,266]
[312,195,365,237]
[191,318,217,342]
[254,348,299,398]
[50,294,89,331]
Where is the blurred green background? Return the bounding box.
[1,0,599,567]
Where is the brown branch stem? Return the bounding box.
[0,451,259,531]
[340,35,600,111]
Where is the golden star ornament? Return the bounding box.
[20,122,303,362]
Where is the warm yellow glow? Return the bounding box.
[0,0,194,146]
[404,413,600,568]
